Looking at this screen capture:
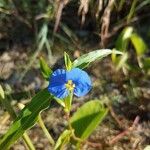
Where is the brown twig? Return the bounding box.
[109,116,140,145]
[108,105,123,128]
[85,140,102,149]
[78,0,89,26]
[100,0,115,47]
[53,0,69,33]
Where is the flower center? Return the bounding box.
[65,80,75,91]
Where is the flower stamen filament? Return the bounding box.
[65,80,75,91]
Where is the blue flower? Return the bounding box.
[48,68,92,99]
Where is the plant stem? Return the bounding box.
[38,114,55,146]
[22,134,36,150]
[66,112,83,143]
[64,91,83,143]
[63,91,84,148]
[127,0,138,23]
[64,91,73,112]
[66,112,103,149]
[0,97,35,150]
[66,112,73,130]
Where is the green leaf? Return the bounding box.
[55,98,65,107]
[0,85,5,99]
[0,89,52,149]
[54,130,72,150]
[130,33,148,56]
[116,52,128,70]
[75,62,90,69]
[72,49,122,69]
[70,100,108,140]
[64,52,72,71]
[136,0,150,11]
[61,23,78,43]
[116,27,148,56]
[127,0,138,22]
[115,27,134,51]
[143,57,150,70]
[40,57,52,80]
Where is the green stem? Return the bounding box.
[118,0,125,11]
[38,114,55,146]
[64,93,84,149]
[0,97,35,150]
[64,91,73,112]
[63,90,84,148]
[22,134,35,150]
[64,91,82,142]
[66,112,83,143]
[127,0,138,23]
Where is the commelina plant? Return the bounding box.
[0,50,122,149]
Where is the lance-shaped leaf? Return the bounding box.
[130,33,148,56]
[72,49,122,69]
[64,52,72,71]
[40,57,52,80]
[54,130,72,150]
[143,57,150,70]
[0,89,52,149]
[115,27,134,51]
[0,85,5,99]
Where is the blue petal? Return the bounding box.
[74,82,91,97]
[48,69,68,98]
[50,69,67,84]
[48,84,69,98]
[66,68,92,97]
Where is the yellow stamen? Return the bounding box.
[65,80,75,91]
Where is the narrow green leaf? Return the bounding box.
[0,85,5,99]
[75,62,90,69]
[136,0,150,11]
[54,130,72,150]
[115,27,134,51]
[40,57,52,80]
[0,89,52,149]
[118,0,125,11]
[116,52,128,70]
[143,57,150,70]
[130,33,147,56]
[61,23,78,43]
[54,33,70,44]
[72,49,122,69]
[127,0,138,22]
[55,98,65,107]
[64,52,72,71]
[111,49,117,64]
[70,100,108,140]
